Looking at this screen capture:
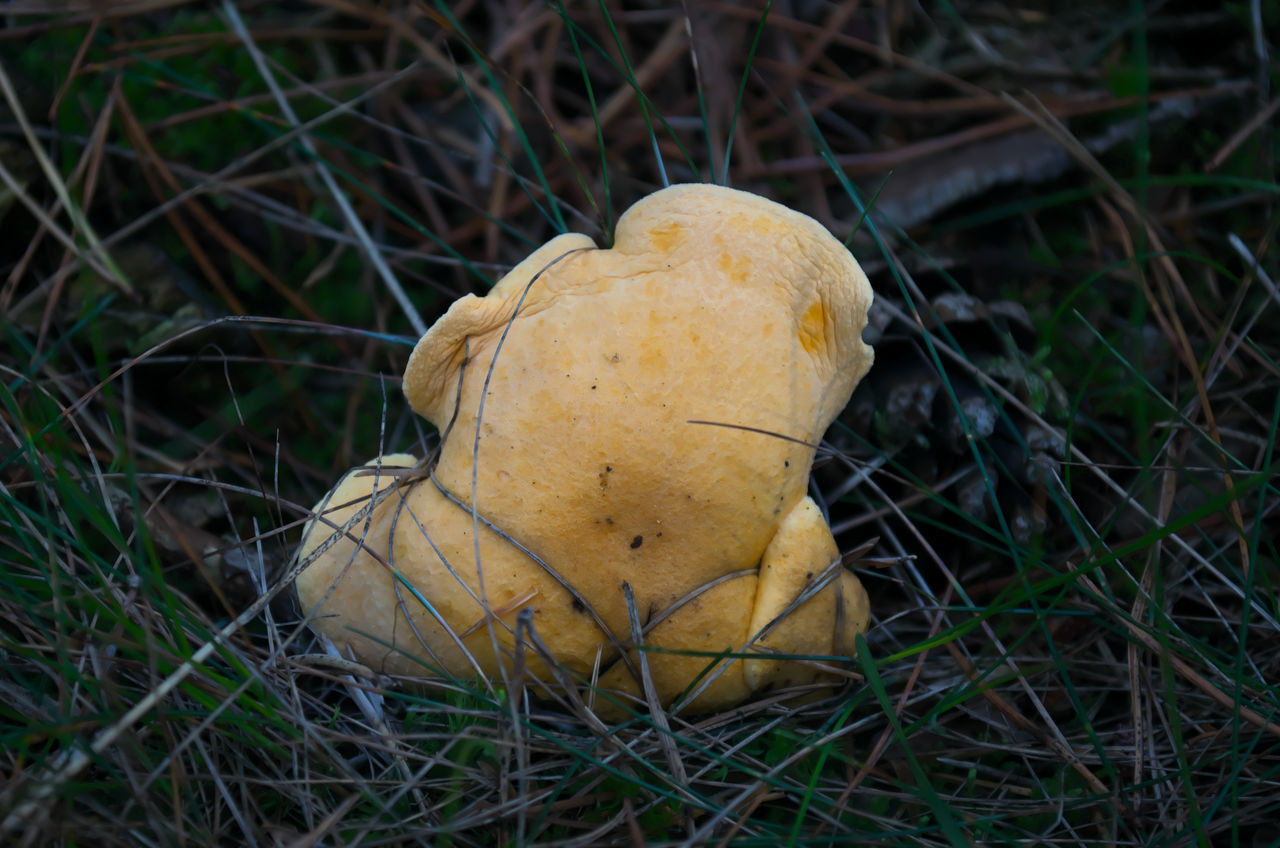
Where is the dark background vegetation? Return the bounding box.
[1,1,1277,845]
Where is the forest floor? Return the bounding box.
[1,2,1277,845]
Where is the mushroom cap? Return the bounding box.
[404,183,873,429]
[300,184,874,712]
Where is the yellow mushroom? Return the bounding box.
[296,184,875,713]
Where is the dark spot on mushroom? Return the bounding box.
[606,466,612,472]
[805,571,813,580]
[572,598,586,613]
[784,460,790,467]
[605,517,614,525]
[630,535,643,549]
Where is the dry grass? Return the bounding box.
[1,1,1277,845]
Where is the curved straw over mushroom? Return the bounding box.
[297,184,875,713]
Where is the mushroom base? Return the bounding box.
[295,456,871,716]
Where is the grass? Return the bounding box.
[1,1,1278,845]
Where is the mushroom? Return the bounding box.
[296,184,875,713]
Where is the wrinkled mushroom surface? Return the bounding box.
[297,184,875,712]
